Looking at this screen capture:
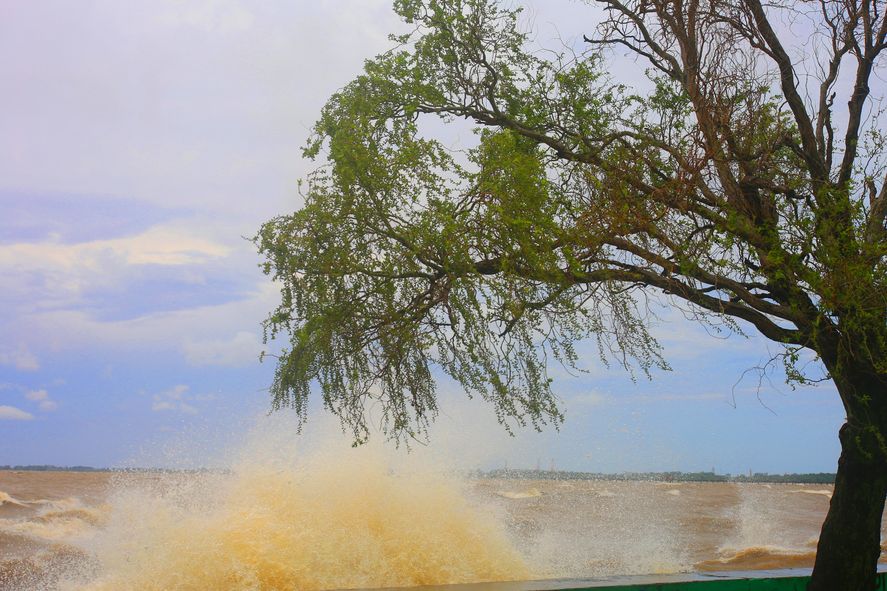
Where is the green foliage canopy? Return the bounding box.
[256,0,887,450]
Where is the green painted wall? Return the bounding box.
[564,572,887,591]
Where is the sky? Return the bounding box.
[0,0,851,474]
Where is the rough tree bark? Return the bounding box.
[811,359,887,590]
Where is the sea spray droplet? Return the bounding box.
[68,447,530,591]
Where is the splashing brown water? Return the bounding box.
[73,453,528,591]
[2,441,532,591]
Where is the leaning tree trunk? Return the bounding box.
[809,371,887,591]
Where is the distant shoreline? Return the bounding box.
[0,465,224,474]
[1,465,835,484]
[472,468,835,484]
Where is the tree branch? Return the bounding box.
[744,0,828,182]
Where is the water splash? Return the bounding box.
[60,442,529,591]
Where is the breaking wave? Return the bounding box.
[790,489,833,499]
[696,545,817,571]
[0,497,106,543]
[497,488,543,499]
[0,491,27,507]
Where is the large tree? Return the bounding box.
[257,0,887,587]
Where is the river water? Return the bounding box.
[2,461,885,590]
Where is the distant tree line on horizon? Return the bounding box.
[0,465,225,474]
[473,468,836,484]
[0,465,110,472]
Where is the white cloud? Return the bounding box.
[610,392,729,404]
[0,0,411,367]
[0,0,400,220]
[0,222,230,278]
[0,344,39,371]
[13,281,278,356]
[25,388,59,412]
[568,391,609,408]
[0,405,34,420]
[0,218,237,332]
[152,384,200,414]
[25,389,48,401]
[651,303,763,360]
[121,225,231,266]
[184,330,262,367]
[39,400,59,411]
[165,384,188,400]
[156,0,255,33]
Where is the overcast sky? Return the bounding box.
[0,0,850,473]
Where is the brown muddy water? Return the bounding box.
[1,467,885,590]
